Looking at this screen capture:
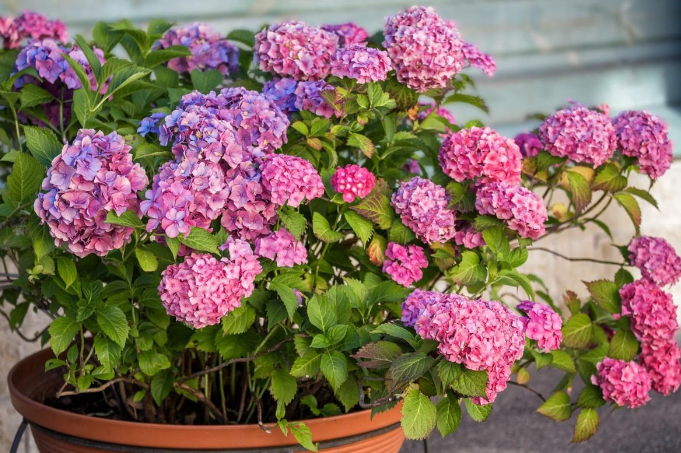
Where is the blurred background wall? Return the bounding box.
[0,0,679,451]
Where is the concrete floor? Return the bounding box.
[400,368,681,453]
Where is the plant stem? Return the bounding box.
[529,247,626,266]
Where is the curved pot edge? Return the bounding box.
[9,347,403,450]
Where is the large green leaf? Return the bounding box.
[449,251,486,285]
[307,294,337,332]
[537,391,572,421]
[585,280,621,313]
[573,408,599,442]
[270,369,297,405]
[608,329,639,361]
[7,153,42,205]
[312,212,343,243]
[178,227,219,254]
[344,211,373,245]
[321,351,348,390]
[96,306,129,348]
[48,316,80,356]
[613,193,641,235]
[350,179,394,229]
[561,313,593,349]
[436,395,462,437]
[401,388,437,440]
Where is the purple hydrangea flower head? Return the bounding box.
[330,164,376,203]
[159,245,262,329]
[263,77,299,116]
[612,110,673,179]
[293,80,338,119]
[321,23,369,47]
[628,236,681,287]
[514,132,542,158]
[539,105,617,167]
[34,129,148,257]
[401,289,447,327]
[255,228,307,267]
[391,177,456,244]
[259,154,325,208]
[154,23,239,76]
[254,21,338,81]
[137,112,166,137]
[475,182,548,240]
[403,159,421,174]
[516,301,562,352]
[439,127,522,184]
[15,38,66,85]
[330,44,392,84]
[592,358,651,408]
[382,242,428,287]
[383,6,465,92]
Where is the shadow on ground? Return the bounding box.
[400,368,681,453]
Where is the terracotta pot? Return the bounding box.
[9,347,404,452]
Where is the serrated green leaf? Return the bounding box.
[451,368,488,398]
[577,384,605,408]
[566,170,592,212]
[450,251,486,285]
[464,398,492,422]
[401,387,437,440]
[270,368,297,405]
[135,248,158,272]
[96,306,129,348]
[388,218,416,244]
[347,133,374,158]
[221,304,256,335]
[312,212,344,243]
[19,84,54,109]
[561,313,593,349]
[290,350,322,377]
[573,408,599,442]
[138,350,171,376]
[614,193,641,235]
[178,227,219,254]
[592,164,627,192]
[105,210,144,228]
[388,352,434,391]
[321,351,348,390]
[7,153,42,205]
[307,294,337,332]
[344,211,373,245]
[550,350,577,374]
[625,187,658,209]
[278,207,307,240]
[150,370,174,405]
[48,316,80,356]
[57,257,77,289]
[352,341,403,368]
[289,422,318,452]
[585,280,621,313]
[189,68,222,94]
[436,395,462,437]
[537,391,572,421]
[350,179,394,229]
[443,93,489,113]
[93,334,121,372]
[608,329,638,361]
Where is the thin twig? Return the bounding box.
[0,309,49,342]
[174,382,224,422]
[256,398,272,433]
[529,247,626,267]
[57,377,148,398]
[356,379,401,409]
[508,381,546,402]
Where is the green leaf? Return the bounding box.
[385,76,418,111]
[536,151,565,171]
[436,395,462,437]
[352,341,403,369]
[48,317,80,356]
[72,88,91,126]
[625,187,658,209]
[57,257,77,289]
[94,334,121,372]
[608,329,638,361]
[443,93,489,113]
[143,46,191,68]
[350,179,394,229]
[388,352,434,390]
[449,251,486,285]
[307,294,337,332]
[344,211,373,245]
[321,351,348,390]
[105,64,151,97]
[166,236,180,260]
[178,227,219,254]
[150,371,175,405]
[592,164,627,192]
[577,385,605,408]
[138,350,171,376]
[221,305,256,335]
[388,218,416,244]
[190,69,222,94]
[278,207,307,240]
[135,248,159,272]
[573,408,599,442]
[498,270,535,300]
[312,212,344,243]
[537,391,572,421]
[550,350,577,374]
[62,53,93,93]
[566,170,592,212]
[227,29,256,47]
[482,227,510,259]
[105,210,144,228]
[270,369,297,405]
[401,387,437,440]
[335,377,360,412]
[371,322,414,342]
[96,306,129,348]
[269,281,300,320]
[613,193,641,235]
[289,422,318,452]
[23,126,62,168]
[7,153,42,204]
[451,368,488,398]
[464,398,492,422]
[561,313,593,349]
[438,361,462,387]
[290,350,322,377]
[347,133,374,158]
[20,84,54,109]
[585,280,621,314]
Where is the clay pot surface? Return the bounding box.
[9,347,404,452]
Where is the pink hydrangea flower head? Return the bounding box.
[591,358,651,408]
[439,127,522,184]
[1,11,67,49]
[293,80,338,119]
[220,163,278,241]
[321,23,369,47]
[462,41,496,76]
[415,294,526,403]
[330,44,392,84]
[254,21,338,81]
[330,164,376,203]
[263,77,299,116]
[254,228,307,268]
[619,280,678,343]
[383,6,465,92]
[628,236,681,287]
[538,105,617,167]
[141,157,229,237]
[612,110,673,180]
[453,222,485,249]
[516,301,563,352]
[639,339,681,396]
[153,23,239,76]
[158,245,262,329]
[34,129,148,257]
[259,154,324,208]
[391,177,456,244]
[514,132,543,158]
[401,289,447,327]
[382,242,428,287]
[475,182,548,240]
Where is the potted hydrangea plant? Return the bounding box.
[1,5,679,452]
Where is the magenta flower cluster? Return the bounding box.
[34,129,149,257]
[620,280,678,344]
[0,11,67,49]
[154,23,239,76]
[612,110,673,180]
[411,292,526,404]
[383,6,465,92]
[640,340,681,396]
[475,182,548,240]
[538,105,616,167]
[321,23,369,47]
[391,177,456,244]
[462,41,496,76]
[592,358,651,408]
[255,228,307,268]
[330,44,392,84]
[453,223,484,249]
[401,289,446,328]
[628,236,681,287]
[259,154,325,208]
[514,132,543,158]
[516,301,562,352]
[382,242,428,287]
[158,243,262,329]
[439,127,522,185]
[330,164,376,203]
[254,21,338,81]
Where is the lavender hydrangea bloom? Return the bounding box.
[263,77,299,116]
[321,23,369,47]
[612,110,673,179]
[330,44,392,84]
[293,80,338,119]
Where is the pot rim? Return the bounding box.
[8,347,403,450]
